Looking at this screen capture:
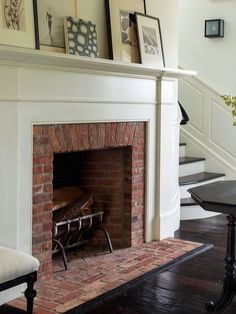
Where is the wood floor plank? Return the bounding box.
[2,214,236,313]
[74,214,236,314]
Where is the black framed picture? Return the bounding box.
[135,13,165,68]
[105,0,146,63]
[33,0,77,52]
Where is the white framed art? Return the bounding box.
[0,0,35,48]
[105,0,146,63]
[33,0,77,52]
[136,13,165,68]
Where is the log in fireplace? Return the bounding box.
[52,185,113,270]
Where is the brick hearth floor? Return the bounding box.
[8,238,202,314]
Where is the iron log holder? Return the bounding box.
[52,211,113,270]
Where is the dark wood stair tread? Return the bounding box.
[179,172,225,186]
[181,197,197,206]
[179,156,205,165]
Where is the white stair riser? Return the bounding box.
[179,145,186,157]
[180,177,225,199]
[179,161,205,177]
[180,205,220,220]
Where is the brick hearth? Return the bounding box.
[32,122,146,278]
[8,238,203,314]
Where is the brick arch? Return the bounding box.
[33,122,145,279]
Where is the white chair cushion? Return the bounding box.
[0,246,40,284]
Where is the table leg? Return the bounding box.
[206,215,236,312]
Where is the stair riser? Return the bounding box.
[180,177,225,199]
[180,205,220,220]
[179,161,205,177]
[179,145,186,158]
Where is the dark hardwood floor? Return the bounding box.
[77,214,236,314]
[1,214,236,313]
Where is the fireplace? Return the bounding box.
[0,49,186,303]
[33,122,145,278]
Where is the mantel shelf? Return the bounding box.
[0,45,196,79]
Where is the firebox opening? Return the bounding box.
[52,147,132,249]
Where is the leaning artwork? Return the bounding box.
[34,0,76,52]
[2,0,26,31]
[64,16,99,57]
[142,26,159,56]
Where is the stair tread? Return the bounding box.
[179,143,186,146]
[181,197,197,206]
[179,171,225,186]
[179,156,205,165]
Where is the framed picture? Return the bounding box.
[0,0,35,48]
[33,0,77,53]
[64,17,99,58]
[135,13,165,68]
[105,0,146,63]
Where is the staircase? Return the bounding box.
[179,143,225,220]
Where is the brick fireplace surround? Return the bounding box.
[33,122,145,279]
[0,45,193,307]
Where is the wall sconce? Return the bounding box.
[205,19,224,38]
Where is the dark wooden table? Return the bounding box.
[189,181,236,313]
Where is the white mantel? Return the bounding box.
[0,46,195,257]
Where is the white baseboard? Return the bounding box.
[180,205,220,220]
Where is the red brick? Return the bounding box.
[33,185,44,194]
[47,126,61,152]
[125,122,137,145]
[88,123,97,148]
[33,126,43,136]
[115,123,127,146]
[33,193,51,205]
[32,244,42,256]
[43,222,52,232]
[107,122,117,146]
[63,124,73,151]
[43,164,53,174]
[33,155,52,166]
[69,124,78,150]
[82,273,103,284]
[43,183,53,193]
[75,124,85,150]
[32,224,43,235]
[82,124,90,149]
[33,165,43,175]
[33,205,43,215]
[55,125,67,152]
[43,202,53,212]
[96,123,106,148]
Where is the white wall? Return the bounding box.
[179,0,236,95]
[76,0,179,67]
[179,76,236,179]
[146,0,179,67]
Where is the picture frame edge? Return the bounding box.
[104,0,114,60]
[135,12,165,68]
[157,18,165,67]
[32,0,76,53]
[32,0,40,50]
[135,12,142,65]
[105,0,146,62]
[63,17,70,54]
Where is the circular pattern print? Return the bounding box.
[65,17,99,57]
